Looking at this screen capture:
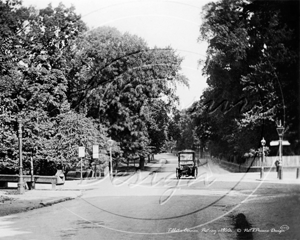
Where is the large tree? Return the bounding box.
[0,1,107,173]
[0,1,188,173]
[197,0,299,157]
[67,26,188,161]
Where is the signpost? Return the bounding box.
[92,145,99,178]
[30,156,34,189]
[270,140,290,146]
[78,147,85,180]
[93,145,99,159]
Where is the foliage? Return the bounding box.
[0,2,187,173]
[193,0,299,157]
[49,110,109,173]
[0,1,106,173]
[167,109,197,151]
[67,26,188,159]
[147,99,171,153]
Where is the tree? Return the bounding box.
[167,109,196,151]
[0,1,107,173]
[0,2,188,173]
[197,0,299,157]
[48,110,109,175]
[67,26,188,161]
[147,99,171,153]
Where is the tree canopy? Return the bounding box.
[170,0,299,159]
[0,1,188,173]
[194,0,299,158]
[66,26,188,159]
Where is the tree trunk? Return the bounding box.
[139,156,145,170]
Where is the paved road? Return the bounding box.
[1,153,299,240]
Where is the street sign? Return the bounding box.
[270,140,290,146]
[78,146,85,157]
[93,145,99,159]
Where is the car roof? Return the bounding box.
[178,149,195,154]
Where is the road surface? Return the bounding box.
[1,153,299,240]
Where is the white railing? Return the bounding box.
[243,156,300,167]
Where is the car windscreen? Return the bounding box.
[179,153,193,160]
[179,153,194,165]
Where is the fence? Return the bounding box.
[243,156,300,167]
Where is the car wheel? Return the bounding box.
[176,169,179,179]
[194,167,198,179]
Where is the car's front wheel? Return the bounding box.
[193,167,198,179]
[176,168,180,179]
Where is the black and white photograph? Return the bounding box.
[0,0,299,239]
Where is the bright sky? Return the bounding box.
[22,0,212,109]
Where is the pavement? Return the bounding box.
[0,159,165,217]
[0,155,299,217]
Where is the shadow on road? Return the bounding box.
[234,213,253,240]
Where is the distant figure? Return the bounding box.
[275,160,282,179]
[275,160,280,174]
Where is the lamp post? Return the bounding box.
[17,119,25,194]
[276,120,285,179]
[260,138,266,179]
[108,138,114,177]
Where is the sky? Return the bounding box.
[22,0,212,109]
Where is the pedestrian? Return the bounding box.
[275,160,280,178]
[275,160,283,179]
[278,160,283,179]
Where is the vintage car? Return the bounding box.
[176,150,198,179]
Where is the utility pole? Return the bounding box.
[17,119,25,194]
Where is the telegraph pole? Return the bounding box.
[17,119,25,194]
